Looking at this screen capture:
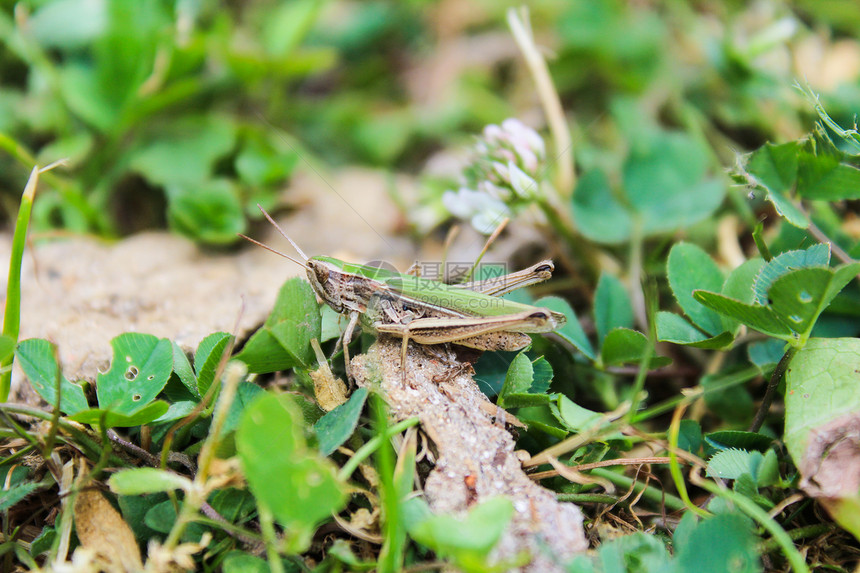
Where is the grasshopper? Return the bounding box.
[243,207,566,380]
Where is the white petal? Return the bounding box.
[508,161,538,198]
[442,189,475,218]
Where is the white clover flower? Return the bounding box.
[501,118,546,160]
[442,187,510,234]
[442,118,548,233]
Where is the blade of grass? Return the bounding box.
[1,166,39,402]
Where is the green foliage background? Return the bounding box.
[2,1,860,572]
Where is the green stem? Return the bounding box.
[0,403,116,463]
[758,523,833,552]
[587,468,687,512]
[259,504,286,573]
[163,362,245,551]
[668,402,710,518]
[633,365,761,423]
[338,417,420,482]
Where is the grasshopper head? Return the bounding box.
[305,258,346,313]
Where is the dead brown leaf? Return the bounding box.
[73,487,143,572]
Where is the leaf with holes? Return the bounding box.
[96,333,173,416]
[752,244,830,305]
[767,263,860,338]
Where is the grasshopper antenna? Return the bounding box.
[238,233,307,268]
[256,204,309,261]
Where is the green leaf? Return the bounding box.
[29,0,107,49]
[96,333,173,416]
[406,497,514,569]
[667,243,725,335]
[784,338,860,465]
[130,116,237,187]
[753,243,831,304]
[118,493,168,542]
[222,382,265,435]
[593,273,633,343]
[702,372,754,425]
[69,401,170,427]
[194,332,233,396]
[144,500,176,534]
[674,513,760,573]
[797,148,860,200]
[596,531,670,573]
[0,480,47,512]
[767,264,860,338]
[171,342,198,398]
[166,179,247,245]
[693,291,792,339]
[744,142,807,227]
[222,552,271,573]
[600,328,670,367]
[261,0,324,56]
[757,449,780,488]
[530,356,553,394]
[549,394,604,433]
[236,278,322,373]
[109,468,193,495]
[748,339,785,372]
[15,339,88,415]
[314,388,368,457]
[59,62,118,131]
[571,169,632,245]
[535,296,594,359]
[746,142,798,196]
[705,431,773,452]
[656,312,734,349]
[706,449,756,479]
[237,392,346,550]
[623,131,725,235]
[498,352,533,407]
[678,419,703,454]
[153,401,197,423]
[721,259,766,333]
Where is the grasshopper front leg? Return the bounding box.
[341,310,361,385]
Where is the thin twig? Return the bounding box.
[749,345,798,433]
